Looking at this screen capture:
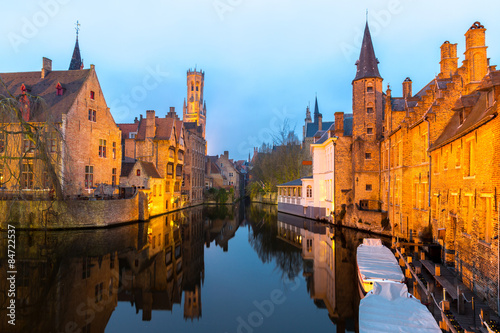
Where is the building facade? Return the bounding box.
[0,53,122,198]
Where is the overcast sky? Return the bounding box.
[1,1,498,160]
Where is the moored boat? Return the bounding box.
[357,238,404,298]
[359,282,441,333]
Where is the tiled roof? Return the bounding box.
[452,92,481,111]
[0,69,91,123]
[430,91,495,151]
[120,161,135,177]
[140,161,162,179]
[117,123,139,141]
[134,116,183,142]
[478,71,500,91]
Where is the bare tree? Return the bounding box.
[0,78,64,201]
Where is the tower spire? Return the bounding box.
[69,21,82,70]
[354,20,381,81]
[313,95,320,123]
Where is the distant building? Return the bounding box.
[182,68,207,207]
[302,97,334,159]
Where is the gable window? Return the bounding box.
[85,166,93,189]
[229,172,233,177]
[90,91,95,100]
[136,169,141,176]
[99,139,107,158]
[88,109,96,122]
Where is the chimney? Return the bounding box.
[134,117,139,123]
[145,110,155,139]
[224,151,229,159]
[464,22,487,90]
[318,114,323,131]
[439,41,458,79]
[41,57,52,79]
[334,112,344,136]
[402,77,412,98]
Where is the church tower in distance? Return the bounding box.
[183,69,206,138]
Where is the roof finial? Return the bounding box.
[366,9,368,21]
[75,20,81,39]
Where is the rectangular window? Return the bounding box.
[48,132,57,153]
[366,107,374,114]
[88,109,97,122]
[23,136,35,153]
[367,86,374,93]
[367,127,373,135]
[85,166,94,189]
[99,139,107,158]
[90,91,95,100]
[136,169,141,176]
[366,184,372,191]
[42,171,52,189]
[95,282,103,303]
[464,194,473,234]
[464,139,474,177]
[0,163,3,186]
[112,142,116,159]
[22,163,34,189]
[112,168,116,186]
[229,172,233,177]
[0,132,4,153]
[480,196,492,243]
[365,152,372,160]
[82,257,91,279]
[167,164,174,176]
[455,144,461,168]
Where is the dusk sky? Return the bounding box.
[1,1,498,160]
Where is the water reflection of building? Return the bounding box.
[276,213,357,332]
[204,203,243,252]
[0,227,135,333]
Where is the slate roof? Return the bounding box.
[0,69,91,123]
[354,22,381,81]
[69,37,82,70]
[430,91,495,151]
[391,98,406,111]
[277,178,303,187]
[305,121,334,137]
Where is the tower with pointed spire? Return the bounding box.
[183,68,206,139]
[352,20,384,209]
[69,21,83,70]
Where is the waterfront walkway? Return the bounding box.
[394,242,500,333]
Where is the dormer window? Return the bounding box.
[56,82,63,96]
[487,90,494,108]
[459,110,464,125]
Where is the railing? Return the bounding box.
[278,195,302,205]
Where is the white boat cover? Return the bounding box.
[359,282,441,333]
[357,239,404,282]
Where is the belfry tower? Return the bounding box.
[183,69,206,138]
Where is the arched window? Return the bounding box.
[306,185,312,198]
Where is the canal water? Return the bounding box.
[0,203,377,333]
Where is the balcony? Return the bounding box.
[278,195,302,206]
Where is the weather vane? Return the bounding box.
[75,20,81,37]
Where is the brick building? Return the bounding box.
[118,107,185,212]
[182,69,207,207]
[0,36,122,197]
[279,21,500,310]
